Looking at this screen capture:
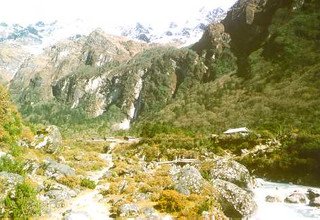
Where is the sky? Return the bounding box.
[0,0,237,26]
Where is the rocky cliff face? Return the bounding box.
[0,43,30,84]
[193,0,294,76]
[9,28,206,130]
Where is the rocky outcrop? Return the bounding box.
[193,0,294,77]
[209,157,254,189]
[192,23,230,59]
[32,125,62,154]
[222,0,293,76]
[10,30,204,129]
[212,179,257,218]
[170,164,204,195]
[10,29,149,104]
[0,43,30,84]
[39,183,78,213]
[42,159,76,179]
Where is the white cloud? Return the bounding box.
[0,0,237,26]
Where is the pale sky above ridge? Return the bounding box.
[1,0,237,26]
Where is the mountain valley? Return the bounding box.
[0,0,320,219]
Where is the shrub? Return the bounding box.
[3,182,41,218]
[155,190,187,213]
[9,145,24,157]
[57,176,80,189]
[80,178,96,189]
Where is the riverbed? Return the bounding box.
[250,178,320,220]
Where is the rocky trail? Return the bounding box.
[47,147,116,219]
[45,138,140,219]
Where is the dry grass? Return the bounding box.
[56,176,80,189]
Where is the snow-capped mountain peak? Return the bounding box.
[0,6,226,54]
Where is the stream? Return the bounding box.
[250,178,320,220]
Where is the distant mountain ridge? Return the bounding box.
[0,7,226,51]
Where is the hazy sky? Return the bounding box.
[1,0,237,26]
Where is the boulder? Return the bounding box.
[32,125,62,154]
[119,203,139,217]
[210,157,254,188]
[42,159,76,179]
[310,197,320,207]
[170,164,204,195]
[39,183,78,213]
[265,195,282,203]
[212,179,257,218]
[284,191,307,204]
[307,189,320,207]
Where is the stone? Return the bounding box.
[74,154,83,161]
[119,203,139,217]
[57,156,66,163]
[32,125,62,154]
[39,183,78,213]
[265,195,282,203]
[42,159,76,179]
[212,179,257,218]
[307,189,320,207]
[141,207,157,217]
[310,197,320,207]
[209,157,254,189]
[284,191,307,204]
[23,159,40,175]
[170,164,204,195]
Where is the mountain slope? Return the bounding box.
[9,0,320,135]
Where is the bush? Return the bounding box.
[80,178,96,189]
[155,190,187,213]
[57,176,80,189]
[3,182,41,218]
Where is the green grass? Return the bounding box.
[80,178,96,189]
[3,182,41,218]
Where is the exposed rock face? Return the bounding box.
[222,0,293,75]
[193,0,294,77]
[210,157,254,189]
[0,43,30,84]
[170,164,204,195]
[192,23,230,58]
[10,29,148,103]
[212,179,257,218]
[10,29,204,129]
